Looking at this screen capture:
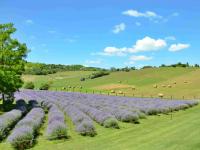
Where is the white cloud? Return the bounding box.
[99,47,127,56]
[135,22,141,26]
[94,36,167,57]
[128,36,167,53]
[86,59,102,65]
[25,19,33,24]
[169,43,190,52]
[130,55,152,61]
[112,23,126,34]
[122,9,162,19]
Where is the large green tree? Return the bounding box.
[0,23,28,105]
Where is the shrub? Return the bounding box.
[46,105,68,140]
[24,82,35,89]
[147,108,158,115]
[7,126,34,149]
[76,121,96,136]
[109,108,139,123]
[7,108,45,149]
[62,105,96,136]
[80,77,85,81]
[75,103,119,129]
[46,122,67,140]
[119,111,139,122]
[137,112,146,119]
[39,83,50,90]
[0,109,22,140]
[89,71,109,79]
[103,118,119,129]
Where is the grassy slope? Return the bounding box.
[1,105,200,150]
[22,67,200,99]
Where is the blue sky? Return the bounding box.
[0,0,200,68]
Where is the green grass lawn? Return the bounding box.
[22,67,200,99]
[1,104,200,150]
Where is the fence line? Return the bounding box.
[51,87,200,101]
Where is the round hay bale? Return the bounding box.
[118,81,122,83]
[132,86,136,90]
[174,82,177,84]
[153,84,158,88]
[162,85,166,87]
[110,90,115,93]
[168,85,172,88]
[62,87,66,90]
[184,81,188,83]
[68,85,71,88]
[118,91,123,94]
[158,93,164,98]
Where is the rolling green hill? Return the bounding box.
[1,67,200,150]
[22,67,200,99]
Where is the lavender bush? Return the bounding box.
[75,103,119,128]
[46,105,68,140]
[13,89,198,137]
[0,109,22,140]
[7,107,45,149]
[62,104,96,136]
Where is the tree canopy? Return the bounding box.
[0,23,28,104]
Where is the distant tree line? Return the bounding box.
[110,67,136,72]
[109,62,200,72]
[159,62,199,68]
[24,62,200,76]
[24,62,105,75]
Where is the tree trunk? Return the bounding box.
[2,93,5,105]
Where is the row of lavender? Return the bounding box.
[0,100,27,141]
[7,108,45,149]
[0,98,46,149]
[15,90,198,134]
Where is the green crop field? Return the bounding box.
[1,103,200,150]
[22,67,200,99]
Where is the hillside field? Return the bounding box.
[1,67,200,150]
[22,67,200,100]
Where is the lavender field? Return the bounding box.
[0,90,198,149]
